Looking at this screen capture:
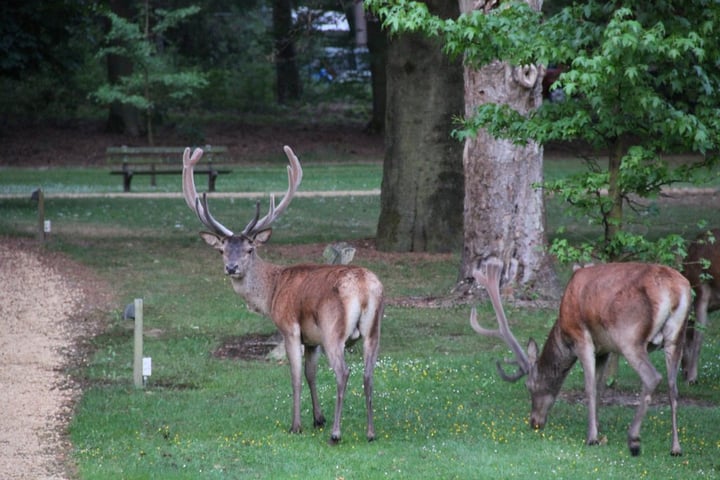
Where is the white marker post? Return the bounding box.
[142,357,152,386]
[133,298,144,388]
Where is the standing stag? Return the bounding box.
[470,258,690,456]
[182,146,384,444]
[682,228,720,383]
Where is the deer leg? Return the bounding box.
[577,345,600,446]
[284,334,304,434]
[601,353,619,388]
[304,345,326,428]
[683,286,709,384]
[325,343,350,445]
[665,340,684,456]
[593,353,611,434]
[363,330,380,442]
[595,353,611,397]
[623,350,662,456]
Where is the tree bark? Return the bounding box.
[376,0,464,253]
[605,136,627,256]
[273,0,301,103]
[458,0,557,297]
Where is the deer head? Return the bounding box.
[469,258,563,429]
[182,145,303,279]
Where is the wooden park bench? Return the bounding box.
[107,145,231,192]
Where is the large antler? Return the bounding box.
[241,145,303,236]
[182,147,233,236]
[470,257,531,382]
[182,145,303,238]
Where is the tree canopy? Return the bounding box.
[369,0,720,264]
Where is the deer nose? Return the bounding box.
[225,264,239,275]
[530,415,545,430]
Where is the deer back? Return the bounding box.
[556,262,691,353]
[270,264,384,345]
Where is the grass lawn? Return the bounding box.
[1,155,719,479]
[0,162,383,195]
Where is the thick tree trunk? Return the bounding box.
[273,0,301,103]
[459,0,557,297]
[376,1,464,252]
[605,136,627,256]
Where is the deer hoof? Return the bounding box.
[289,425,302,434]
[670,448,683,457]
[628,437,641,456]
[328,434,341,446]
[314,416,326,428]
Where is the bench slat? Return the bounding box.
[106,145,228,164]
[106,145,230,192]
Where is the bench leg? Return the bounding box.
[123,173,133,192]
[208,171,218,192]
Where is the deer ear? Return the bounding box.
[199,231,224,251]
[527,338,539,364]
[253,228,272,245]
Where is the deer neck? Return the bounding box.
[229,255,282,317]
[537,324,577,395]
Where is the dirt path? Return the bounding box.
[0,240,108,480]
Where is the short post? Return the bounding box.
[36,188,45,242]
[133,298,144,388]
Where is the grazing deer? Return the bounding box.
[182,146,384,444]
[470,257,690,456]
[682,228,720,383]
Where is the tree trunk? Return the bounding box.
[605,136,627,257]
[273,0,301,103]
[376,1,464,253]
[458,0,557,297]
[106,0,142,136]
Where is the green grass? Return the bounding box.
[3,151,717,196]
[1,157,720,479]
[0,163,382,195]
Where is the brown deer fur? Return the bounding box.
[184,146,384,445]
[682,228,720,383]
[471,258,690,456]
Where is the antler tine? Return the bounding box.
[182,147,233,237]
[197,193,235,236]
[470,257,531,382]
[243,145,303,236]
[469,307,505,340]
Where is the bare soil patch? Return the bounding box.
[213,333,281,361]
[560,389,715,408]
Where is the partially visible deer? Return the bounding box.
[182,146,384,444]
[682,228,720,383]
[470,258,690,456]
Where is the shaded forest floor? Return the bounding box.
[0,117,384,167]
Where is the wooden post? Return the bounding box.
[133,298,144,388]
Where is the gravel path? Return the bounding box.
[0,241,103,480]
